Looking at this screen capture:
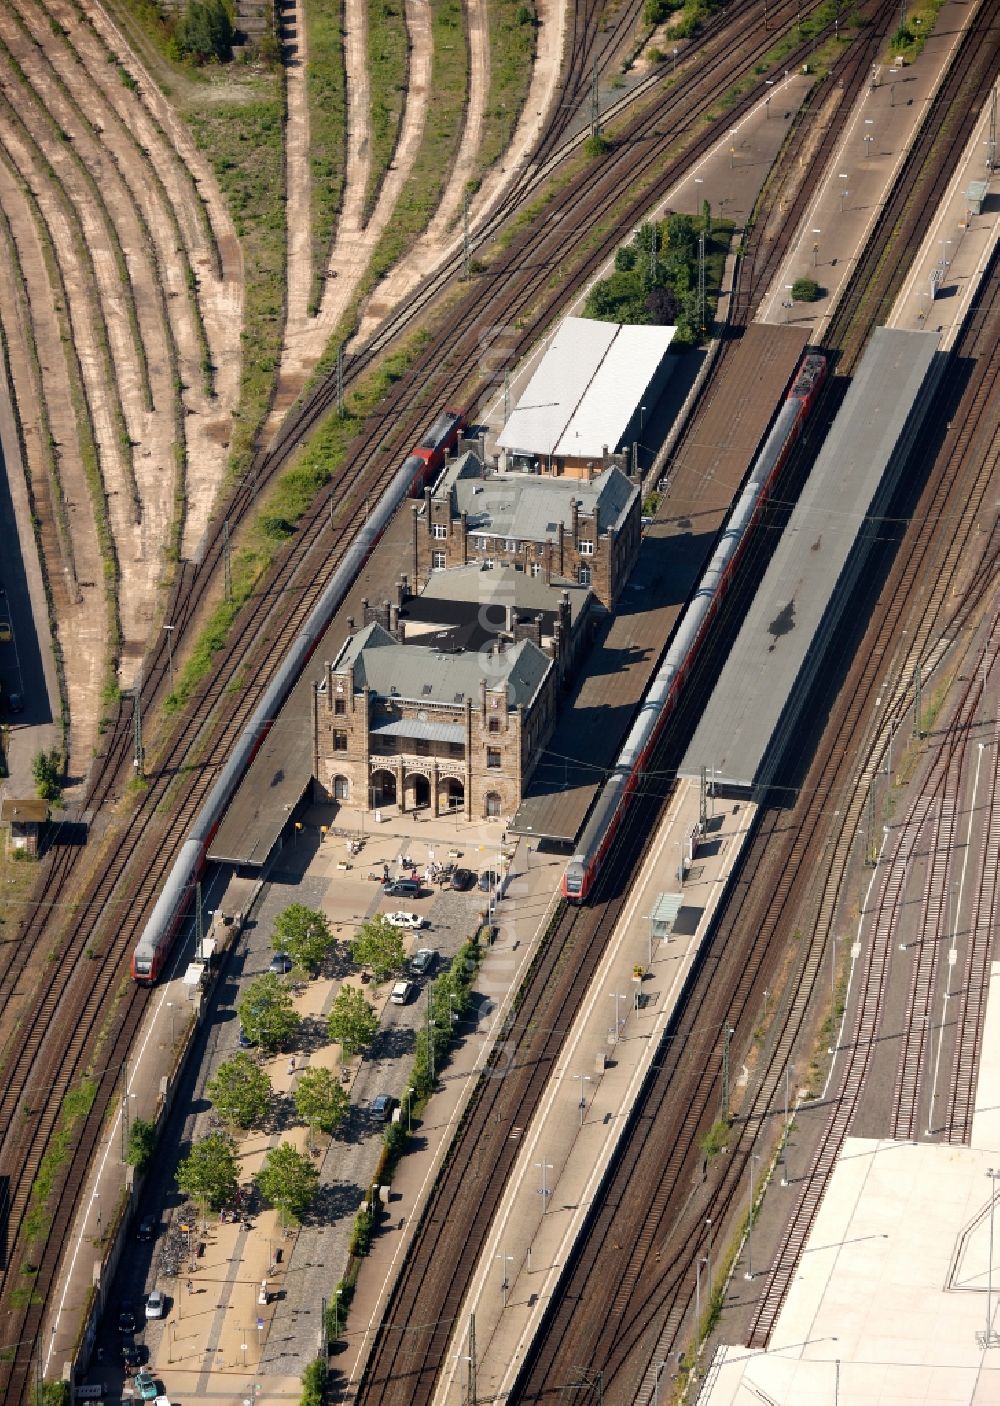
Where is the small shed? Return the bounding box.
[650,891,683,940]
[965,180,989,216]
[1,798,49,857]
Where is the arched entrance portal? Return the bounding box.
[439,777,465,812]
[485,791,502,818]
[333,775,349,802]
[371,769,397,808]
[406,773,431,811]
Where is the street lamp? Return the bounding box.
[332,1287,342,1341]
[784,284,794,321]
[572,1073,592,1125]
[163,623,175,691]
[496,1248,514,1308]
[744,1150,760,1280]
[812,227,821,266]
[765,78,774,117]
[610,991,628,1039]
[167,1000,175,1046]
[671,46,678,76]
[536,1160,553,1210]
[405,1086,414,1133]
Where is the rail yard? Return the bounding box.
[0,0,997,1403]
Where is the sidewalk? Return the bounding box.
[427,782,757,1405]
[332,833,568,1397]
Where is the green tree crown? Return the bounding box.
[206,1052,272,1129]
[273,903,335,975]
[255,1142,319,1225]
[326,985,379,1057]
[238,973,302,1053]
[351,915,406,981]
[293,1066,349,1134]
[176,1132,239,1212]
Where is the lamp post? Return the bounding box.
[496,1249,514,1308]
[611,991,628,1039]
[839,172,849,213]
[671,46,678,77]
[765,78,774,117]
[163,623,175,691]
[333,1287,342,1341]
[405,1086,414,1133]
[784,284,794,321]
[572,1073,592,1125]
[167,1000,175,1046]
[744,1150,760,1280]
[536,1160,553,1210]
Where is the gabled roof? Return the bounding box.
[332,622,552,711]
[452,465,637,542]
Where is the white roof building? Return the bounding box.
[497,317,675,472]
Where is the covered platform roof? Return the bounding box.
[510,324,811,844]
[497,318,674,459]
[680,327,940,793]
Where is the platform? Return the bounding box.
[681,327,941,793]
[510,324,809,844]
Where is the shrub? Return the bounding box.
[300,1358,326,1406]
[176,0,234,62]
[791,278,823,302]
[31,748,61,801]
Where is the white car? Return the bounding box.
[145,1289,165,1319]
[385,911,427,931]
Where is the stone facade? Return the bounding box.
[411,461,641,608]
[313,626,556,823]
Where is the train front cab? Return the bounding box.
[562,856,588,902]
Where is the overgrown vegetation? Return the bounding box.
[300,1358,327,1406]
[173,0,234,64]
[644,0,722,38]
[23,1076,97,1247]
[32,748,62,802]
[583,209,733,345]
[884,0,944,63]
[476,0,536,178]
[186,81,286,480]
[364,0,409,225]
[791,277,822,301]
[126,1116,158,1173]
[305,0,347,314]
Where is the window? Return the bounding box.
[529,562,541,578]
[333,730,348,752]
[579,539,595,556]
[334,697,346,715]
[488,717,501,733]
[485,791,502,817]
[578,564,592,587]
[432,523,447,540]
[415,739,430,755]
[505,539,518,553]
[333,775,349,800]
[449,741,464,757]
[483,557,495,570]
[432,551,446,570]
[486,748,501,769]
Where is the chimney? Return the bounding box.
[346,617,354,633]
[390,603,400,636]
[480,678,487,720]
[505,604,515,633]
[593,504,600,540]
[570,499,579,545]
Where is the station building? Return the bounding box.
[496,316,675,478]
[412,451,640,607]
[312,620,557,822]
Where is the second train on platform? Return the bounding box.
[562,353,827,902]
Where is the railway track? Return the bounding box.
[512,46,1000,1406]
[0,0,946,1391]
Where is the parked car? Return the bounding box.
[117,1304,136,1334]
[385,878,421,899]
[371,1093,396,1123]
[145,1289,165,1320]
[450,868,475,892]
[237,1025,254,1049]
[134,1372,159,1402]
[0,622,11,643]
[136,1215,156,1243]
[390,980,415,1005]
[385,911,427,931]
[269,951,293,974]
[410,948,438,977]
[478,870,501,894]
[121,1341,142,1370]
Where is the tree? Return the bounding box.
[32,748,61,801]
[176,1132,239,1213]
[206,1052,272,1129]
[294,1066,349,1136]
[126,1117,157,1174]
[273,903,335,975]
[255,1142,319,1226]
[645,285,681,325]
[237,973,302,1053]
[351,916,406,982]
[176,0,233,63]
[791,277,823,302]
[326,985,379,1056]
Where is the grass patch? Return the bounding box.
[364,0,409,225]
[166,325,431,708]
[477,0,535,178]
[882,0,944,63]
[22,1075,98,1247]
[186,77,287,480]
[305,0,347,314]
